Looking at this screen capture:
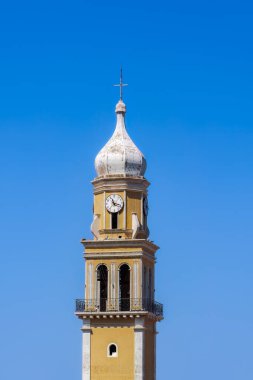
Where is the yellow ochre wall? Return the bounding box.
[90,319,156,380]
[90,322,134,380]
[93,190,142,231]
[144,320,156,380]
[126,192,142,229]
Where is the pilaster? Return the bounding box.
[134,317,145,380]
[81,319,91,380]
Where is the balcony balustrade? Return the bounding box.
[75,298,163,317]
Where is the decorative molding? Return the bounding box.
[82,238,159,253]
[89,319,135,328]
[84,251,155,263]
[98,228,133,234]
[91,176,150,195]
[76,311,162,322]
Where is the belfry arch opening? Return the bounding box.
[96,265,108,312]
[119,264,130,311]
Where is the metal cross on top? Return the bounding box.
[114,68,128,100]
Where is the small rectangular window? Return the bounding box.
[111,213,118,229]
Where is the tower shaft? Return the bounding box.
[75,95,163,380]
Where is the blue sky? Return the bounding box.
[0,1,253,379]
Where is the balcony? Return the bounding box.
[75,298,163,318]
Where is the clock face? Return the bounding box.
[143,197,149,215]
[106,194,124,213]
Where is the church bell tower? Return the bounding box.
[75,73,163,380]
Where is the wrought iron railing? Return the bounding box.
[75,298,163,317]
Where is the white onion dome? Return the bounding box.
[95,100,147,177]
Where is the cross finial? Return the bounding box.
[113,67,128,100]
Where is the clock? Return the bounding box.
[143,197,149,215]
[106,194,124,213]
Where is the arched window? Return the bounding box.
[108,343,118,357]
[96,265,108,312]
[119,264,130,311]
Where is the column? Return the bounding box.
[133,261,139,308]
[124,190,127,229]
[110,263,116,310]
[88,263,93,300]
[88,263,94,310]
[81,319,91,380]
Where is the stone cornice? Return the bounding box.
[81,238,159,254]
[91,175,150,194]
[84,250,156,263]
[75,311,163,322]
